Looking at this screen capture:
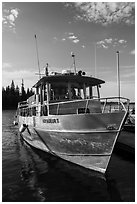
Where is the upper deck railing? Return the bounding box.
[17,96,129,117]
[100,97,130,113]
[48,97,130,115]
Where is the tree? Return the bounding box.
[2,79,35,109]
[2,80,26,109]
[11,80,15,92]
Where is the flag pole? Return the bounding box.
[116,51,120,108]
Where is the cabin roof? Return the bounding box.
[33,74,105,88]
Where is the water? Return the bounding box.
[2,110,135,202]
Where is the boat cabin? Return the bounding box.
[18,71,105,117]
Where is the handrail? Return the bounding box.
[49,98,86,106]
[102,98,107,113]
[85,99,89,113]
[100,97,129,113]
[57,103,60,115]
[48,96,129,115]
[18,96,130,117]
[49,97,129,106]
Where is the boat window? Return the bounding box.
[71,87,82,99]
[92,86,100,99]
[50,86,68,101]
[77,108,90,114]
[32,107,36,116]
[19,106,37,116]
[41,105,48,116]
[44,81,101,102]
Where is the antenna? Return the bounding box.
[71,52,76,74]
[45,63,49,76]
[34,34,41,80]
[94,43,97,77]
[116,51,120,107]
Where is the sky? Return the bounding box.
[2,2,135,101]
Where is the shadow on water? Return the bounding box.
[6,135,125,202]
[106,140,135,202]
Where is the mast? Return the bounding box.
[34,34,41,80]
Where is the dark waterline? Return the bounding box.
[2,110,135,202]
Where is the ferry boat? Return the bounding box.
[16,64,129,173]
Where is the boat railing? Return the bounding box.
[100,97,130,113]
[49,97,130,115]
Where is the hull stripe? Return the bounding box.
[48,152,111,156]
[35,128,119,133]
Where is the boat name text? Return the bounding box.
[43,118,59,124]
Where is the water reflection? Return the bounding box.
[18,136,47,201]
[18,135,124,202]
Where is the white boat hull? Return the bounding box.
[18,110,127,173]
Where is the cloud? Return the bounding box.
[2,62,12,69]
[68,33,79,44]
[61,38,66,41]
[73,39,79,44]
[119,39,126,44]
[96,38,127,49]
[2,62,36,73]
[68,32,74,35]
[105,38,113,44]
[54,32,80,44]
[102,44,108,49]
[65,2,135,26]
[53,37,58,41]
[2,69,38,89]
[68,35,77,40]
[62,32,80,44]
[11,8,19,18]
[2,7,20,32]
[68,34,79,43]
[130,50,135,55]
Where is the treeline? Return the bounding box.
[2,80,34,109]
